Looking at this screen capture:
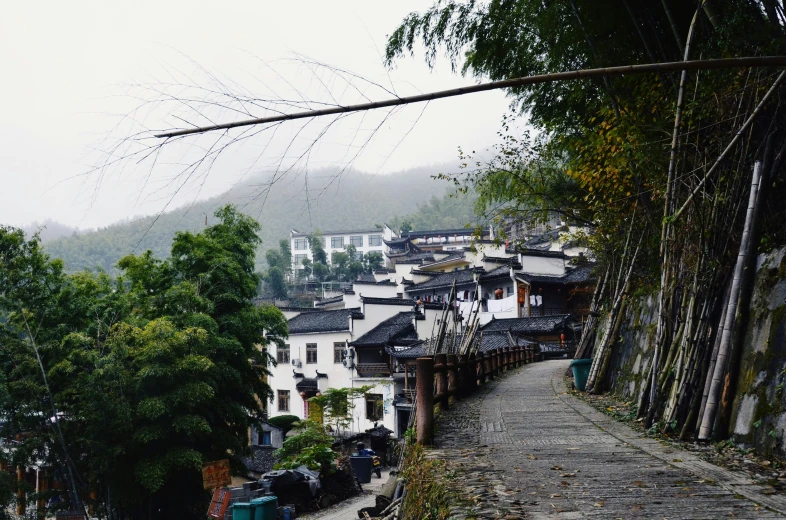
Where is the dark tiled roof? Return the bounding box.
[478,331,536,352]
[506,248,567,259]
[421,252,467,267]
[383,237,410,246]
[395,252,436,265]
[350,312,419,347]
[480,265,512,281]
[355,274,377,283]
[479,315,572,334]
[361,296,418,307]
[242,445,277,475]
[406,269,477,292]
[483,255,522,266]
[562,265,595,284]
[315,295,344,306]
[409,269,441,277]
[288,308,362,334]
[402,228,486,238]
[276,306,322,312]
[388,342,428,359]
[295,378,318,391]
[374,268,395,274]
[400,278,414,285]
[291,228,383,237]
[516,265,595,285]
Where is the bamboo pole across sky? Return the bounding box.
[155,56,786,139]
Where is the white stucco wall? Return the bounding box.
[518,254,566,275]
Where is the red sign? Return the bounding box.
[56,513,87,520]
[202,459,231,490]
[207,487,231,519]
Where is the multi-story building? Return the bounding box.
[290,225,398,271]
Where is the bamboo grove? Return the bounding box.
[384,0,786,440]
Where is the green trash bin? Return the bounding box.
[250,496,278,520]
[570,358,593,391]
[231,502,254,520]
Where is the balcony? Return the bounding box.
[355,363,391,376]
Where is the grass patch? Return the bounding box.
[400,444,454,520]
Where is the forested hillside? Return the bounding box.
[43,166,477,272]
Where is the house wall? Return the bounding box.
[291,225,397,271]
[359,303,413,335]
[519,255,566,275]
[353,282,399,299]
[269,330,354,421]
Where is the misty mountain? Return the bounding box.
[22,219,79,243]
[42,166,478,273]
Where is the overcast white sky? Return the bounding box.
[0,1,511,230]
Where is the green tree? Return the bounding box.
[364,251,384,273]
[0,206,290,519]
[266,266,288,299]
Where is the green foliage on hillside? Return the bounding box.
[44,166,467,273]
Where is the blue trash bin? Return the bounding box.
[570,358,593,391]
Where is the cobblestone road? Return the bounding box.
[431,360,786,519]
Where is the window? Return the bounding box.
[368,234,383,246]
[278,390,290,412]
[294,254,308,266]
[330,236,344,248]
[306,343,318,364]
[334,343,344,363]
[277,344,290,364]
[351,251,363,262]
[294,238,309,250]
[507,286,514,296]
[261,431,272,445]
[350,235,363,247]
[366,394,384,421]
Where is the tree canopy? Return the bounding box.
[0,205,288,519]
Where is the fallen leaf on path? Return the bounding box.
[560,473,576,477]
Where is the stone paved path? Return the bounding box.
[431,360,786,519]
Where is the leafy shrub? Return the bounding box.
[268,414,301,434]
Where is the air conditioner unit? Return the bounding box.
[342,347,356,369]
[291,358,302,368]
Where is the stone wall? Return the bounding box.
[729,248,786,456]
[605,294,658,402]
[600,247,786,458]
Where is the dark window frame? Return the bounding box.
[365,393,384,420]
[368,234,383,246]
[278,390,290,412]
[350,235,363,247]
[334,343,344,363]
[294,238,309,250]
[306,343,318,364]
[330,236,344,248]
[277,344,291,364]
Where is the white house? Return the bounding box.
[290,225,398,271]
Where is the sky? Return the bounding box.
[0,1,512,230]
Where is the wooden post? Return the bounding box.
[17,466,25,515]
[492,349,500,377]
[516,346,523,366]
[486,350,495,380]
[456,354,468,395]
[504,347,511,371]
[479,352,488,385]
[466,354,478,393]
[416,357,434,445]
[434,354,449,411]
[404,361,409,390]
[447,354,458,399]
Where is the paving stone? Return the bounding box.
[427,360,786,519]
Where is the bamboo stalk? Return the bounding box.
[698,161,763,440]
[154,57,786,138]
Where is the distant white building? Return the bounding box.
[290,225,398,271]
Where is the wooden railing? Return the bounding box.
[355,363,391,376]
[415,345,541,444]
